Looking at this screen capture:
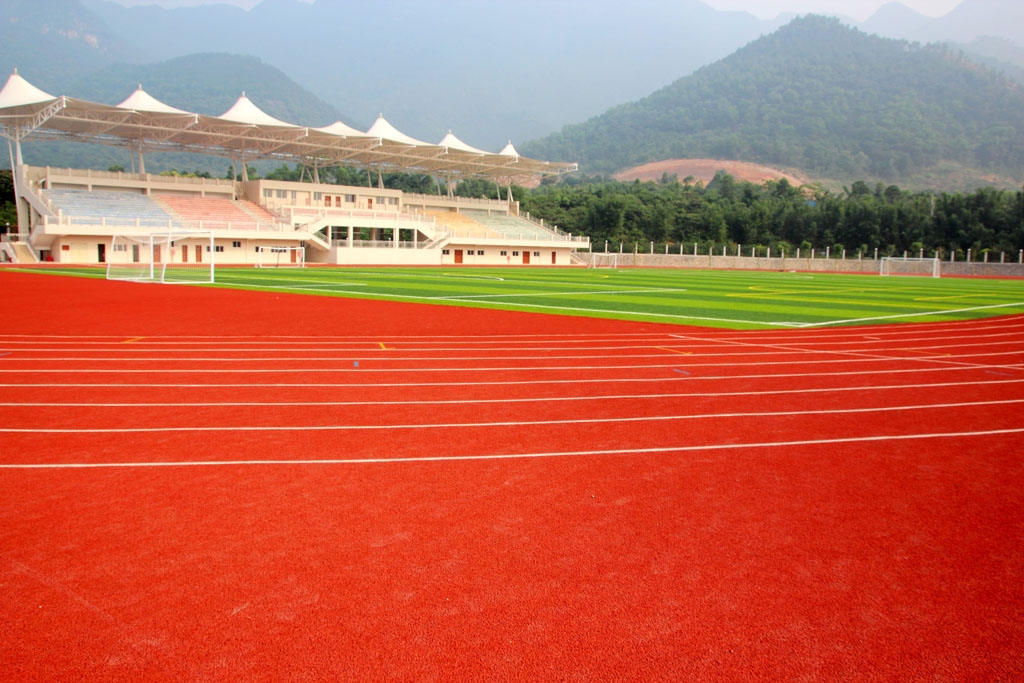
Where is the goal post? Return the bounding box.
[588,252,618,269]
[879,256,940,278]
[107,231,215,283]
[255,245,305,268]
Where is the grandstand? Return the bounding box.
[0,70,586,266]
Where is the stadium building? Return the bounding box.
[0,70,586,267]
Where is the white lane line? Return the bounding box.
[1,363,1020,389]
[3,378,1022,408]
[2,350,1021,374]
[5,336,1022,361]
[4,428,1023,468]
[2,398,1019,433]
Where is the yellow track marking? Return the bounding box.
[123,337,146,344]
[378,342,388,350]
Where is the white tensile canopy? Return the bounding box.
[0,70,577,182]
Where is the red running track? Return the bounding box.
[2,270,1023,681]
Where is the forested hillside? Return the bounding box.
[520,174,1024,259]
[521,16,1024,188]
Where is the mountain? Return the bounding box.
[17,53,349,174]
[80,0,787,149]
[0,0,144,90]
[958,36,1024,84]
[520,16,1024,189]
[862,0,1023,46]
[71,53,348,124]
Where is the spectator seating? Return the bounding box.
[155,195,271,230]
[427,211,503,239]
[461,210,561,240]
[46,188,179,227]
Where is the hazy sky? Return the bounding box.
[109,0,964,23]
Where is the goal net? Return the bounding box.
[256,245,305,268]
[588,252,618,269]
[879,256,940,278]
[107,231,215,283]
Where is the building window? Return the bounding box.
[344,194,355,203]
[442,249,450,255]
[263,188,273,198]
[500,250,507,256]
[276,189,288,198]
[512,251,519,256]
[232,241,241,248]
[533,252,540,257]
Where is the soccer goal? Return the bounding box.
[107,231,215,283]
[588,252,618,269]
[879,256,941,278]
[255,245,305,268]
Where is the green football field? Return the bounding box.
[20,265,1024,329]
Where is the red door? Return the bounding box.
[551,251,557,264]
[522,251,530,264]
[195,245,203,263]
[454,249,463,264]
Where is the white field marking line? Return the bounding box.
[242,269,647,290]
[5,428,1024,469]
[3,363,1020,389]
[773,301,1024,328]
[433,288,685,301]
[4,398,1020,434]
[4,350,1021,374]
[231,282,786,327]
[5,378,1022,408]
[667,331,1024,372]
[272,283,371,292]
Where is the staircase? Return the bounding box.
[3,240,39,263]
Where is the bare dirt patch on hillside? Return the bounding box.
[614,159,807,186]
